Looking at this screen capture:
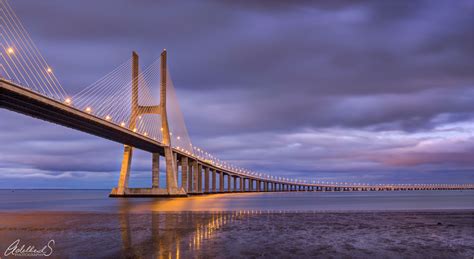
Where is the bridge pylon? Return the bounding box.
[110,50,186,197]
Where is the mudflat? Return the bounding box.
[0,210,472,258]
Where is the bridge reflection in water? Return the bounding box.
[117,200,256,258]
[0,190,473,258]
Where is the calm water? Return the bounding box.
[0,189,472,212]
[1,190,473,258]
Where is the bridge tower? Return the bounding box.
[112,50,184,196]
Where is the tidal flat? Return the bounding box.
[0,210,472,258]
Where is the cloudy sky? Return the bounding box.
[0,0,473,188]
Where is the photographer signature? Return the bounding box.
[4,239,54,257]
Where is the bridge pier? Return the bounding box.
[110,51,185,197]
[219,171,224,192]
[197,164,203,193]
[188,159,194,192]
[115,145,133,195]
[181,157,188,192]
[193,162,199,193]
[212,169,217,193]
[233,176,237,192]
[204,167,210,193]
[227,174,231,192]
[152,153,159,189]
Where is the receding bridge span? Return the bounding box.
[0,0,472,197]
[2,78,473,196]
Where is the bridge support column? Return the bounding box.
[212,169,217,193]
[181,157,188,191]
[116,145,133,195]
[204,167,210,193]
[164,147,180,194]
[188,159,193,192]
[197,164,203,193]
[227,174,231,192]
[219,171,224,192]
[110,51,185,197]
[240,177,244,192]
[256,180,261,192]
[152,153,159,188]
[193,162,199,193]
[233,176,237,192]
[174,152,178,180]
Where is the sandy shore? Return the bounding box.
[0,210,472,258]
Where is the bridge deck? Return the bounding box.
[0,79,165,154]
[1,79,472,192]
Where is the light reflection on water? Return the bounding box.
[116,206,260,258]
[2,190,473,212]
[0,190,473,258]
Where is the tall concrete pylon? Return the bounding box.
[159,50,181,194]
[115,51,140,195]
[114,50,182,196]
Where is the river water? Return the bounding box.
[0,190,473,258]
[1,189,473,212]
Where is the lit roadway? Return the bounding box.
[1,79,473,194]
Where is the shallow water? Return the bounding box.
[0,189,473,212]
[1,190,473,258]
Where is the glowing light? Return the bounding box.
[64,98,72,105]
[105,115,112,121]
[133,128,137,132]
[144,132,148,136]
[120,122,126,127]
[85,107,92,113]
[177,136,181,140]
[7,47,14,54]
[46,67,53,73]
[160,127,163,131]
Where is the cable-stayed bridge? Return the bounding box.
[0,0,472,196]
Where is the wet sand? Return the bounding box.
[0,210,472,258]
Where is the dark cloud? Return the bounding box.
[0,0,473,187]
